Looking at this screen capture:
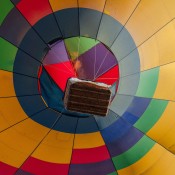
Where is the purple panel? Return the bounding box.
[15,169,35,175]
[43,41,69,65]
[94,44,117,79]
[95,57,117,78]
[74,45,96,80]
[69,159,115,175]
[75,43,117,81]
[0,8,30,46]
[105,126,143,157]
[101,117,143,156]
[124,97,151,117]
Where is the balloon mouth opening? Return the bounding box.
[38,37,120,116]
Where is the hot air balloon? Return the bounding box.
[0,0,175,174]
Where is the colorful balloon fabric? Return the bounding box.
[0,0,175,175]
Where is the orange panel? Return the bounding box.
[49,0,77,12]
[0,70,15,97]
[0,97,28,131]
[79,0,106,12]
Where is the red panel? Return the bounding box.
[16,0,52,25]
[0,161,17,175]
[44,62,76,91]
[71,145,110,164]
[38,66,43,93]
[95,65,119,85]
[21,157,69,175]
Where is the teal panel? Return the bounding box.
[112,135,155,170]
[136,68,159,98]
[134,99,168,133]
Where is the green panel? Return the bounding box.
[112,135,155,170]
[134,99,168,133]
[0,0,14,25]
[108,172,118,175]
[0,38,18,71]
[64,37,99,60]
[136,68,159,98]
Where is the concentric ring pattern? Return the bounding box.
[0,0,175,175]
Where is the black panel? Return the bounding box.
[34,14,62,43]
[13,74,39,96]
[14,50,41,77]
[0,8,30,46]
[55,8,79,38]
[79,8,102,38]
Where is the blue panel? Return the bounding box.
[95,110,120,130]
[109,94,134,116]
[111,27,137,61]
[124,97,151,118]
[13,74,39,96]
[122,112,138,125]
[34,14,62,44]
[55,8,79,38]
[79,8,101,38]
[101,118,132,143]
[32,108,59,128]
[14,50,41,77]
[19,28,48,61]
[40,68,65,112]
[104,125,143,157]
[119,49,140,77]
[40,68,89,117]
[118,73,140,96]
[101,118,143,156]
[18,95,46,116]
[54,115,78,133]
[76,117,98,134]
[97,14,122,47]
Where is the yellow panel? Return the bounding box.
[104,0,140,25]
[141,149,175,175]
[156,20,175,65]
[125,0,172,46]
[33,131,74,164]
[0,98,28,131]
[79,0,105,12]
[0,141,27,168]
[118,144,175,175]
[74,132,104,149]
[147,102,175,153]
[138,37,159,71]
[153,63,175,100]
[118,144,163,175]
[0,70,15,97]
[49,0,77,12]
[139,20,175,71]
[0,119,49,167]
[161,0,175,19]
